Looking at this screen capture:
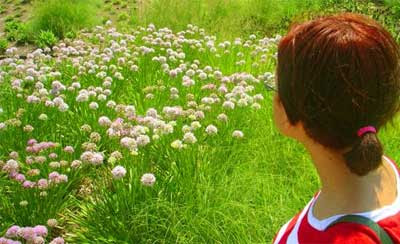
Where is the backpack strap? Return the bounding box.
[327,215,393,244]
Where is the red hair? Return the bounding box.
[277,13,400,175]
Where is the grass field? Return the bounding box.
[0,0,400,243]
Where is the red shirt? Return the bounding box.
[273,156,400,244]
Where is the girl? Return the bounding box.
[272,13,400,243]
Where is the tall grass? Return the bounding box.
[134,0,400,41]
[28,0,102,38]
[135,0,326,38]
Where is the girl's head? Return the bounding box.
[275,13,400,176]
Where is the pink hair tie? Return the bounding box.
[357,126,377,137]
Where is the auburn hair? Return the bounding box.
[277,13,400,176]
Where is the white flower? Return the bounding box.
[190,121,201,130]
[58,103,69,112]
[136,135,150,147]
[199,72,207,80]
[120,137,137,150]
[89,102,99,110]
[171,139,183,149]
[251,103,261,109]
[217,113,228,122]
[76,93,89,102]
[232,130,244,138]
[183,132,197,144]
[223,101,235,109]
[47,219,58,228]
[112,165,127,179]
[106,100,116,108]
[182,125,191,133]
[205,125,218,135]
[141,173,156,186]
[98,116,112,127]
[38,114,48,121]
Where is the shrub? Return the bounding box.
[35,30,58,48]
[5,16,15,22]
[0,39,8,54]
[118,12,129,21]
[65,31,76,39]
[5,20,30,44]
[29,0,102,39]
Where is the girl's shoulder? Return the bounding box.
[273,156,400,244]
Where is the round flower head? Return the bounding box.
[71,160,82,169]
[22,180,35,188]
[38,114,48,121]
[141,173,156,186]
[111,165,127,179]
[6,225,20,238]
[19,200,28,207]
[217,113,228,122]
[49,171,60,181]
[48,153,58,159]
[0,237,13,244]
[232,130,244,138]
[33,236,45,244]
[49,237,64,244]
[58,174,68,183]
[19,227,36,241]
[89,102,99,110]
[9,151,19,159]
[15,173,25,182]
[38,179,48,189]
[90,152,104,165]
[205,125,218,135]
[33,225,48,237]
[47,219,58,228]
[183,132,197,144]
[171,139,183,149]
[63,146,74,153]
[98,116,112,127]
[223,101,235,110]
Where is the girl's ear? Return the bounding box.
[273,94,306,140]
[273,94,291,135]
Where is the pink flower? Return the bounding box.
[15,174,26,182]
[49,237,64,244]
[5,225,20,238]
[19,227,36,241]
[90,152,104,165]
[37,179,48,189]
[63,146,74,153]
[22,181,36,188]
[49,172,60,181]
[48,153,58,159]
[33,225,48,237]
[58,174,68,183]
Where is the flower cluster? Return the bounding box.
[1,224,64,244]
[0,20,279,241]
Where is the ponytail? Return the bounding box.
[343,132,383,176]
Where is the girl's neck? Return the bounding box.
[304,140,397,220]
